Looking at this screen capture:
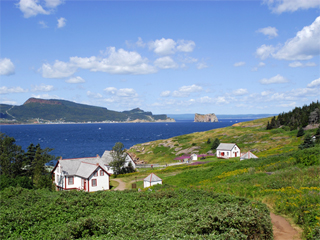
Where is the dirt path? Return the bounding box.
[270,212,300,240]
[112,178,126,191]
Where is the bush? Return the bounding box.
[297,127,305,137]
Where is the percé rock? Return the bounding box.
[194,113,218,122]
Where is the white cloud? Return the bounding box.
[307,78,320,87]
[65,76,85,83]
[45,0,64,8]
[305,62,317,67]
[234,61,246,67]
[0,86,28,94]
[197,62,208,69]
[39,21,48,28]
[257,26,278,38]
[261,90,272,96]
[289,61,317,67]
[260,74,289,84]
[176,40,196,52]
[172,84,203,97]
[41,60,77,78]
[233,88,248,96]
[149,38,176,55]
[154,56,178,69]
[0,98,18,105]
[57,17,66,28]
[104,87,138,98]
[288,61,303,67]
[31,84,54,92]
[17,0,50,18]
[17,0,64,18]
[252,62,266,71]
[279,102,297,108]
[136,37,146,47]
[160,90,171,97]
[87,91,102,99]
[273,16,320,60]
[41,47,157,78]
[256,44,276,60]
[31,94,60,99]
[264,0,320,14]
[0,58,15,76]
[149,38,196,55]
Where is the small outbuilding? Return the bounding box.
[216,143,241,159]
[143,173,162,188]
[240,151,258,161]
[190,154,198,161]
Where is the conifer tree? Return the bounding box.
[211,138,220,150]
[297,127,305,137]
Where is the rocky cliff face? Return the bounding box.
[194,113,218,122]
[24,98,62,105]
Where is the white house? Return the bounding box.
[143,173,162,188]
[216,143,240,159]
[52,156,110,192]
[100,151,136,175]
[190,154,198,161]
[240,151,258,161]
[51,151,136,192]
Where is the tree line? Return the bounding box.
[0,133,57,190]
[266,101,320,130]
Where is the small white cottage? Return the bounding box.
[143,173,162,188]
[240,151,258,161]
[52,157,110,192]
[51,151,136,192]
[216,143,241,159]
[190,154,198,161]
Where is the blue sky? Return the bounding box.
[1,0,319,115]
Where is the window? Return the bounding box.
[100,170,104,176]
[92,179,97,187]
[68,176,74,185]
[93,171,98,177]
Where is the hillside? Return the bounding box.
[0,98,174,123]
[128,117,318,164]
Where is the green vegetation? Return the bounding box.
[110,142,135,175]
[266,101,320,130]
[0,134,57,190]
[129,116,318,164]
[0,187,273,239]
[0,98,171,123]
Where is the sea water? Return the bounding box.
[0,119,251,159]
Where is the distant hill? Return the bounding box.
[167,113,277,121]
[0,98,174,123]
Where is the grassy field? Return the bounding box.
[120,145,320,239]
[128,117,308,164]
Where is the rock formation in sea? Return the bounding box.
[194,113,218,122]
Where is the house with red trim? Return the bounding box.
[216,143,241,159]
[51,152,135,192]
[52,156,111,192]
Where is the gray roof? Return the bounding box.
[57,158,103,178]
[144,173,162,182]
[54,151,133,178]
[240,151,258,160]
[101,150,132,164]
[216,143,237,151]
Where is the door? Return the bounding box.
[235,152,237,157]
[82,179,87,191]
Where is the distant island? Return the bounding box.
[194,113,218,122]
[0,98,175,124]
